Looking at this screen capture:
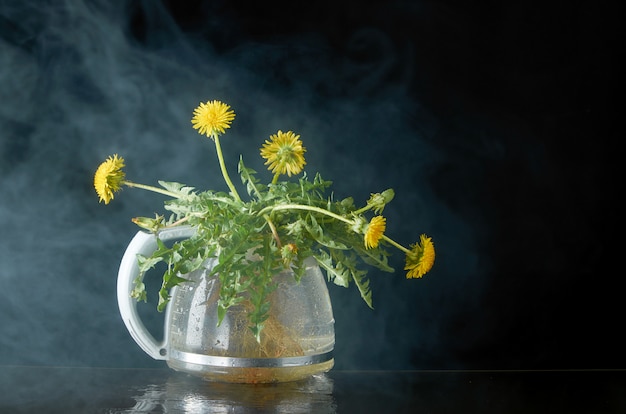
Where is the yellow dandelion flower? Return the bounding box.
[94,154,126,204]
[191,100,236,138]
[404,234,435,278]
[260,130,306,176]
[364,215,386,249]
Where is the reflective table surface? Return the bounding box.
[1,366,624,413]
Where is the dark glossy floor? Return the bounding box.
[1,366,624,413]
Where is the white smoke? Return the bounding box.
[0,0,478,369]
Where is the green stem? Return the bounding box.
[270,204,411,253]
[213,134,242,202]
[263,214,282,248]
[352,204,374,215]
[259,203,354,225]
[259,202,411,256]
[381,235,410,254]
[123,181,180,199]
[271,172,281,185]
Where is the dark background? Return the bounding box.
[0,0,620,370]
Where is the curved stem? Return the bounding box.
[259,203,354,225]
[213,134,242,202]
[263,214,282,248]
[259,203,411,255]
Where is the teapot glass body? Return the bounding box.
[117,226,335,383]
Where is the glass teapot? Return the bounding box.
[117,226,335,383]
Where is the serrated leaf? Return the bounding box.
[249,323,264,343]
[238,156,265,199]
[177,255,205,274]
[357,245,394,273]
[217,302,228,327]
[351,268,373,309]
[314,249,372,308]
[130,279,147,302]
[158,181,197,198]
[314,250,350,287]
[137,255,163,274]
[305,215,349,250]
[155,268,190,312]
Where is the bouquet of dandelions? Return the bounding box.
[94,100,435,341]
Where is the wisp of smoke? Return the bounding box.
[0,0,480,369]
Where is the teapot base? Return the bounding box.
[167,358,334,383]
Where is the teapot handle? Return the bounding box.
[117,225,195,360]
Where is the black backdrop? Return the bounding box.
[0,0,620,370]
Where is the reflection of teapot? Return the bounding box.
[117,226,335,383]
[124,372,336,413]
